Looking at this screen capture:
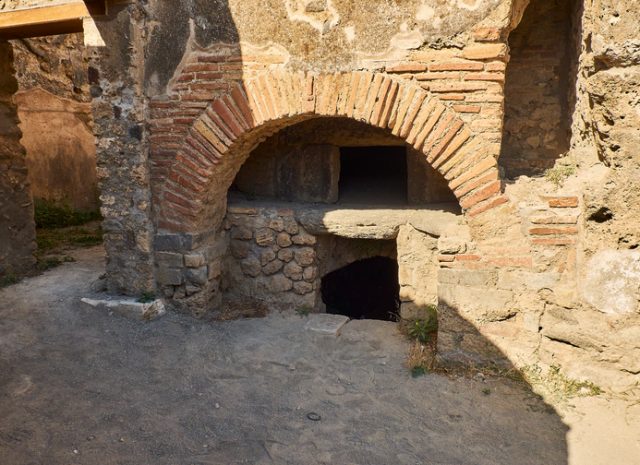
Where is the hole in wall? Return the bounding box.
[588,207,614,223]
[338,146,408,205]
[321,256,400,321]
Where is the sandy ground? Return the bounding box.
[0,246,638,465]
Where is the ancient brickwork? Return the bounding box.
[0,40,36,277]
[501,0,576,177]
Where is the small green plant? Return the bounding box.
[295,307,312,317]
[34,199,101,229]
[137,291,156,304]
[36,255,75,272]
[522,364,602,399]
[402,304,439,375]
[482,388,491,396]
[402,304,439,344]
[0,272,19,288]
[544,164,576,188]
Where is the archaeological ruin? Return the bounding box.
[0,0,638,397]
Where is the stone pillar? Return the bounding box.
[89,5,154,295]
[0,40,36,279]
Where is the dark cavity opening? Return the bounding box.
[339,146,407,205]
[321,256,400,321]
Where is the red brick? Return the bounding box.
[428,62,484,72]
[454,168,498,197]
[428,120,464,164]
[531,237,576,246]
[467,195,509,217]
[460,180,502,209]
[438,255,455,262]
[455,254,482,261]
[545,196,579,208]
[463,72,505,82]
[529,227,579,235]
[452,104,481,113]
[439,93,466,101]
[414,72,460,81]
[386,62,428,73]
[428,82,489,93]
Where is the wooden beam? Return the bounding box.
[0,1,106,40]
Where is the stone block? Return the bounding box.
[260,248,277,265]
[581,250,640,315]
[294,281,313,295]
[156,252,183,268]
[278,248,294,262]
[154,234,192,251]
[269,274,293,292]
[262,259,284,275]
[284,261,303,280]
[230,240,251,259]
[294,247,315,266]
[157,267,183,286]
[255,228,276,246]
[305,314,349,336]
[455,269,497,287]
[186,266,208,286]
[276,232,292,247]
[241,256,261,277]
[292,231,317,245]
[231,226,253,240]
[81,297,166,321]
[303,266,317,282]
[184,253,206,268]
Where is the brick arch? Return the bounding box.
[154,71,506,233]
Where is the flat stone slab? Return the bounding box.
[304,313,349,336]
[81,297,166,321]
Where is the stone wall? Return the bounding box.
[12,33,97,211]
[4,0,630,395]
[0,40,36,278]
[500,0,576,178]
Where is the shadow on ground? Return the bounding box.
[0,247,568,465]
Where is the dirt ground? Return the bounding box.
[0,247,638,465]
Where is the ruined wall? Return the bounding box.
[501,0,575,177]
[0,40,36,278]
[80,0,638,395]
[90,4,155,295]
[12,34,98,211]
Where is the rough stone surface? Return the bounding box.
[1,250,638,465]
[304,313,349,336]
[581,250,640,315]
[0,40,36,278]
[80,297,166,321]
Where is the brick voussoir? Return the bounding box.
[460,180,501,209]
[406,98,437,145]
[467,194,509,217]
[399,91,428,139]
[428,119,464,164]
[432,127,471,170]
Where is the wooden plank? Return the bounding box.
[0,1,105,39]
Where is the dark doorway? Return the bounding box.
[339,146,407,205]
[321,256,400,321]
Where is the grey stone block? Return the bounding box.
[305,314,349,336]
[81,297,166,321]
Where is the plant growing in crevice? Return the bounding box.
[544,163,576,188]
[137,291,156,304]
[521,364,602,400]
[295,307,312,317]
[400,304,439,377]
